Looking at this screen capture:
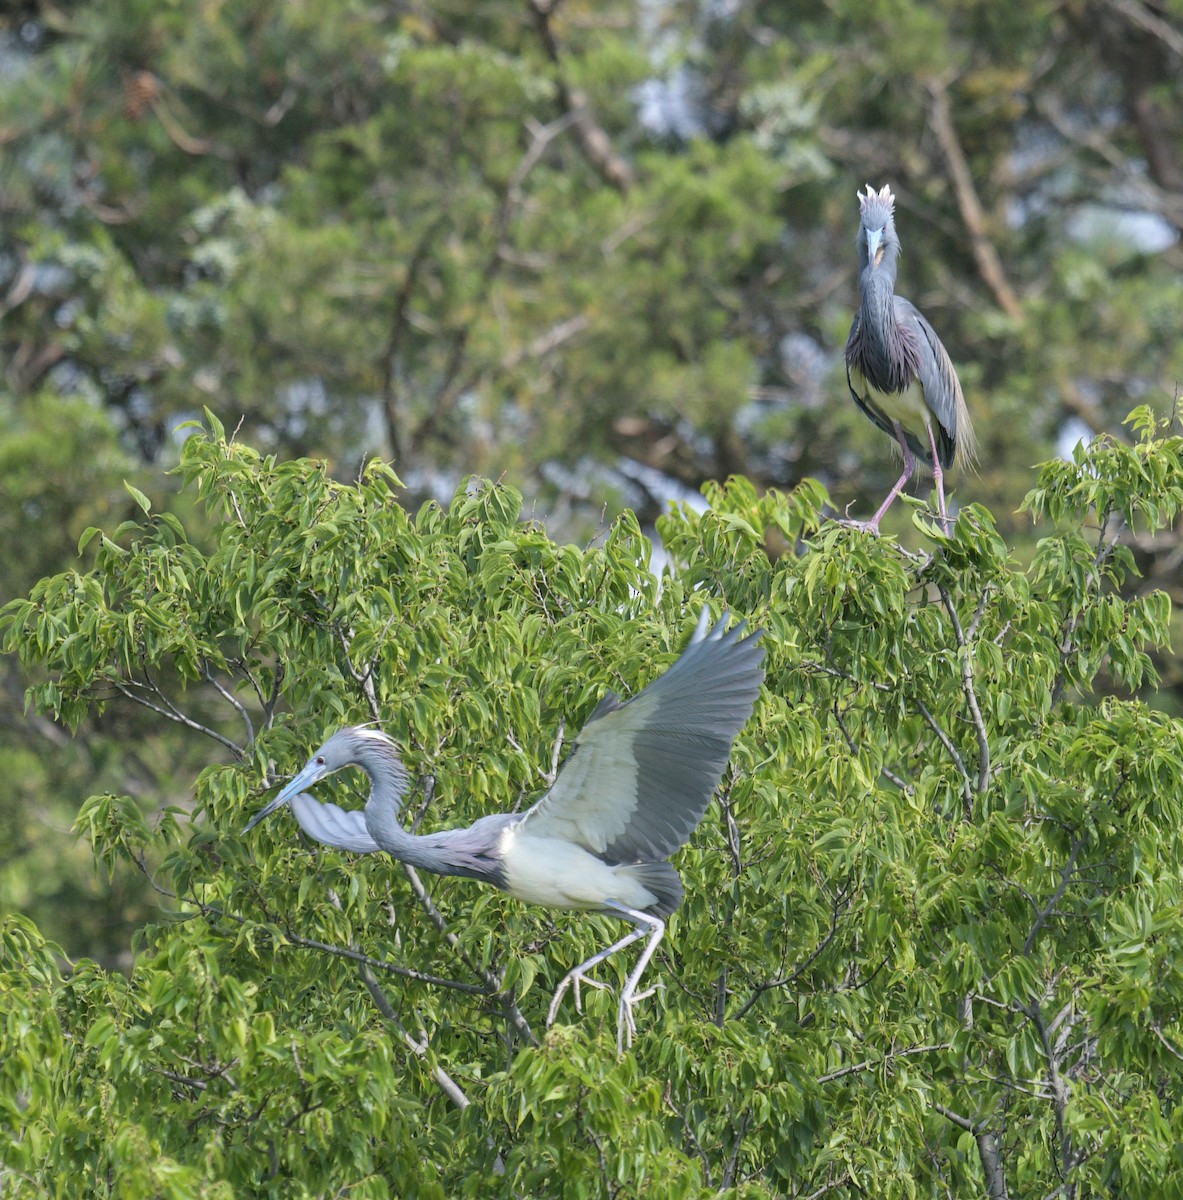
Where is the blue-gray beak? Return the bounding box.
[243,760,330,833]
[865,227,883,264]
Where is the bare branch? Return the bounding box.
[830,696,911,792]
[204,664,255,747]
[927,77,1024,322]
[1027,999,1079,1186]
[359,963,474,1110]
[933,1102,977,1132]
[733,883,851,1021]
[112,677,243,757]
[399,863,539,1047]
[526,0,634,193]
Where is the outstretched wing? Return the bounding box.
[518,611,765,863]
[288,793,383,853]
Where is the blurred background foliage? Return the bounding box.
[1,0,1180,969]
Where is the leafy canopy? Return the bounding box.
[2,411,1183,1197]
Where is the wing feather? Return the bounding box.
[289,793,383,853]
[518,615,764,863]
[895,298,975,469]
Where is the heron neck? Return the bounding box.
[357,751,416,856]
[858,262,899,355]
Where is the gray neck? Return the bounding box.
[859,256,899,348]
[857,250,914,392]
[360,758,507,886]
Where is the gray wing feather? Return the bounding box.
[518,615,765,862]
[895,297,975,469]
[289,793,383,853]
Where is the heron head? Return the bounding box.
[243,726,396,833]
[856,183,898,271]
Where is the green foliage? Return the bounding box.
[2,417,1182,1195]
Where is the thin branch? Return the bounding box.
[1027,999,1075,1187]
[203,664,255,747]
[283,929,486,995]
[933,1102,977,1132]
[799,1176,854,1200]
[732,884,850,1021]
[399,863,539,1047]
[830,696,911,792]
[1023,834,1087,955]
[721,1108,752,1190]
[112,678,243,757]
[817,1041,951,1084]
[1150,1020,1183,1064]
[139,857,487,994]
[940,584,992,798]
[359,963,474,1110]
[915,695,974,814]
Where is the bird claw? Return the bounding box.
[833,515,881,534]
[546,967,611,1027]
[616,979,665,1052]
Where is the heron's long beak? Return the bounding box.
[865,227,883,267]
[243,761,329,833]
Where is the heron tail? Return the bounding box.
[616,862,684,917]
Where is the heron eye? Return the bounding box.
[315,756,326,766]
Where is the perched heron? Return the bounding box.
[244,610,765,1050]
[844,183,975,531]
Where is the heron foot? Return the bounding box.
[546,967,611,1027]
[833,515,882,534]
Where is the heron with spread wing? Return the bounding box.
[845,183,976,531]
[245,610,765,1050]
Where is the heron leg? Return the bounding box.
[546,924,646,1029]
[609,905,666,1055]
[858,424,915,533]
[925,421,950,530]
[545,904,667,1053]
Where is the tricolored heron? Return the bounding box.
[244,610,765,1050]
[844,183,975,531]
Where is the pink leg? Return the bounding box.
[925,422,949,531]
[861,424,916,532]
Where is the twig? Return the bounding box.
[203,664,255,747]
[830,697,911,792]
[732,884,850,1021]
[359,963,474,1110]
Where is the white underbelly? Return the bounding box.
[500,831,657,911]
[853,369,931,430]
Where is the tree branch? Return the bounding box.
[927,77,1024,322]
[526,0,634,193]
[940,583,992,799]
[975,1129,1011,1200]
[1022,834,1087,955]
[817,1041,951,1084]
